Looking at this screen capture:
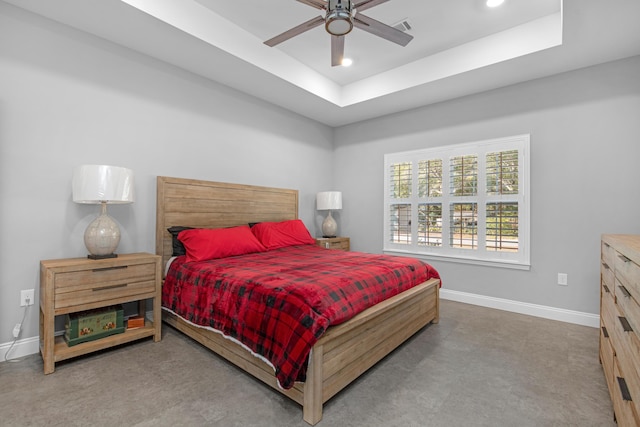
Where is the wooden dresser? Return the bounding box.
[600,234,640,425]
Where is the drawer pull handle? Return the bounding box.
[617,377,633,401]
[603,284,610,294]
[618,285,632,298]
[92,283,127,292]
[602,326,609,338]
[618,316,633,332]
[602,262,610,270]
[618,254,630,263]
[604,243,610,248]
[92,266,128,273]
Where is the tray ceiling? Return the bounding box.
[5,0,640,126]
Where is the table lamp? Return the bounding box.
[72,165,134,259]
[317,191,342,238]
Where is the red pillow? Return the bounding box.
[177,226,266,262]
[250,219,315,250]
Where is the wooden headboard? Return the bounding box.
[156,176,299,267]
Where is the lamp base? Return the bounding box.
[84,202,121,259]
[87,253,118,260]
[322,211,338,238]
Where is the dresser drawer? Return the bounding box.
[616,279,640,342]
[603,241,617,272]
[601,273,615,310]
[601,288,619,338]
[616,252,640,299]
[601,260,615,293]
[600,323,615,400]
[613,356,640,427]
[608,304,625,352]
[611,311,640,418]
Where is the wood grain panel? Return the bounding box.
[156,176,298,267]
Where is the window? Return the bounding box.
[383,135,530,269]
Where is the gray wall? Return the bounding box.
[334,55,640,314]
[0,4,334,344]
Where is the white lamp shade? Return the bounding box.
[72,165,134,204]
[316,191,342,210]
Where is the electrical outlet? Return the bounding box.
[558,273,568,286]
[20,289,35,306]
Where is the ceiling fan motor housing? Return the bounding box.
[326,0,353,36]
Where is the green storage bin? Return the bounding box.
[64,305,125,347]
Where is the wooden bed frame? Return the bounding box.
[155,176,440,425]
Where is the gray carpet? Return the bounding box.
[0,300,614,427]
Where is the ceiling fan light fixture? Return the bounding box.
[325,0,353,36]
[486,0,505,7]
[326,11,353,35]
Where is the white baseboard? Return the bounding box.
[440,289,600,328]
[0,336,40,362]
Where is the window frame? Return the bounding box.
[383,134,530,270]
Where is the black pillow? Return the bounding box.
[167,226,194,256]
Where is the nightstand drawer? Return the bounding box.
[315,237,350,251]
[326,241,349,250]
[53,262,156,291]
[55,279,157,310]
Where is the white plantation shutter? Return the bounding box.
[384,134,530,270]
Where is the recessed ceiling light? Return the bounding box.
[341,58,353,67]
[486,0,505,7]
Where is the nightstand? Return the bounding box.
[39,252,162,374]
[315,237,350,251]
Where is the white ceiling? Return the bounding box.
[5,0,640,127]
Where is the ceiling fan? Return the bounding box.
[264,0,413,67]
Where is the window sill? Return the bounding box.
[383,250,531,270]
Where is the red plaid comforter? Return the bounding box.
[163,245,440,389]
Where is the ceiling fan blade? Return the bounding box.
[264,16,325,47]
[354,0,389,13]
[353,13,413,46]
[331,35,345,67]
[296,0,327,10]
